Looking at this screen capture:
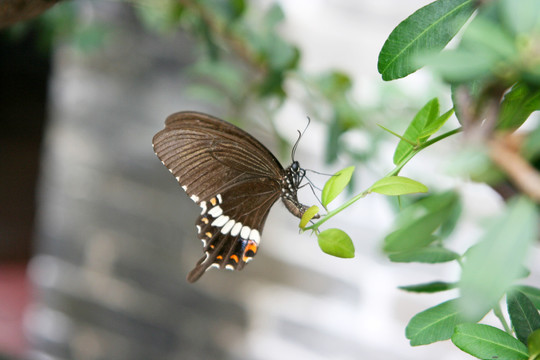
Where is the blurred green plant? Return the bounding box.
[14,0,540,358]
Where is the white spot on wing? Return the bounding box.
[190,194,200,203]
[249,229,261,245]
[217,194,223,204]
[200,201,207,215]
[221,219,235,234]
[208,205,223,218]
[196,225,201,233]
[240,226,251,239]
[182,185,187,191]
[211,215,229,227]
[225,264,234,271]
[209,263,220,269]
[231,222,242,237]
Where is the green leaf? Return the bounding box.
[514,286,540,309]
[507,291,540,345]
[498,82,540,130]
[389,246,460,263]
[406,298,468,345]
[459,197,539,320]
[378,0,476,80]
[383,191,459,253]
[321,166,355,207]
[299,206,319,230]
[317,229,355,258]
[451,323,529,360]
[393,98,439,165]
[399,281,456,293]
[418,108,454,141]
[529,329,540,360]
[371,176,428,196]
[499,0,540,36]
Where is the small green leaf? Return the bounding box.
[299,206,319,230]
[529,329,540,360]
[514,286,540,309]
[399,281,456,293]
[321,166,355,207]
[459,197,538,320]
[452,323,529,360]
[378,0,476,80]
[507,291,540,345]
[393,98,439,165]
[406,298,468,345]
[418,108,454,141]
[389,246,460,263]
[371,176,428,196]
[317,229,355,258]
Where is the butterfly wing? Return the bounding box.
[152,111,284,282]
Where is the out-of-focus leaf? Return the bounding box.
[529,329,540,360]
[499,0,540,35]
[384,191,459,253]
[389,247,460,263]
[459,197,538,320]
[498,82,540,130]
[399,281,456,293]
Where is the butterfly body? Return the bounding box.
[152,111,315,282]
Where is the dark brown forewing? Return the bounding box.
[152,111,284,201]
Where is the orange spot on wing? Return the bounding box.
[210,197,217,206]
[229,254,239,263]
[205,232,212,238]
[242,240,258,262]
[217,255,223,260]
[201,217,209,224]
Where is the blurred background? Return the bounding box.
[1,0,538,359]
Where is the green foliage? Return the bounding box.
[299,205,319,230]
[321,166,355,208]
[399,281,456,293]
[392,98,453,165]
[317,229,355,258]
[459,197,538,320]
[507,291,540,345]
[383,191,460,254]
[31,1,540,359]
[370,176,427,196]
[452,324,529,360]
[378,0,476,80]
[406,299,471,346]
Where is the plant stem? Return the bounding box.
[493,303,512,334]
[305,127,462,231]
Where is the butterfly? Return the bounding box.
[152,111,317,282]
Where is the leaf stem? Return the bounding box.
[305,127,462,231]
[493,303,512,334]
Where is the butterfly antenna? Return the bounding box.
[305,168,335,177]
[291,116,311,162]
